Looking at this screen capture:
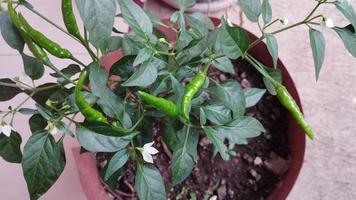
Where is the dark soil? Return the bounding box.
[96,59,290,200]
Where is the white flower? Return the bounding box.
[0,122,13,137]
[280,17,289,26]
[321,17,334,29]
[46,122,59,135]
[138,141,159,163]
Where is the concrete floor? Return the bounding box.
[0,0,356,199]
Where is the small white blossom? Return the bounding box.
[138,141,159,163]
[46,122,59,135]
[280,17,289,26]
[0,122,13,137]
[321,17,334,29]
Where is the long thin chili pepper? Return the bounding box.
[181,71,207,120]
[274,81,315,140]
[61,0,81,39]
[75,71,108,123]
[138,91,179,117]
[17,13,72,59]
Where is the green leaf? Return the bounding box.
[175,39,208,64]
[76,125,132,152]
[135,163,167,200]
[0,11,24,51]
[309,28,325,80]
[0,78,23,101]
[208,80,246,117]
[333,24,356,57]
[89,63,131,128]
[243,88,266,107]
[56,121,75,137]
[265,33,278,68]
[75,0,116,51]
[212,56,235,74]
[217,20,249,59]
[104,149,129,180]
[65,92,98,112]
[239,0,262,22]
[162,120,179,150]
[335,0,356,29]
[109,55,135,79]
[0,131,22,163]
[203,127,229,160]
[29,114,47,133]
[122,34,143,55]
[176,29,193,51]
[118,0,153,38]
[199,108,206,126]
[31,83,61,106]
[122,59,159,87]
[107,36,123,53]
[133,47,153,66]
[50,64,80,83]
[21,54,45,80]
[170,74,185,108]
[22,131,66,200]
[185,13,213,37]
[81,121,132,137]
[19,108,38,115]
[219,116,264,143]
[171,126,199,186]
[261,0,272,24]
[177,0,196,11]
[202,104,232,125]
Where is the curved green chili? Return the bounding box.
[61,0,81,39]
[75,71,108,123]
[274,82,314,140]
[181,71,206,120]
[8,2,51,65]
[17,13,72,59]
[138,91,179,117]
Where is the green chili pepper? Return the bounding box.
[17,13,72,59]
[75,71,108,123]
[8,2,51,65]
[181,71,206,120]
[61,0,81,39]
[274,82,314,140]
[138,91,179,117]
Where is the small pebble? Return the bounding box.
[209,195,218,200]
[241,78,252,88]
[241,72,247,78]
[254,157,263,166]
[243,153,254,163]
[219,74,227,81]
[250,169,258,177]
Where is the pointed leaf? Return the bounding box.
[0,78,23,101]
[0,131,22,163]
[239,0,262,22]
[0,11,24,51]
[335,0,356,29]
[243,88,266,107]
[21,54,45,80]
[265,33,278,68]
[22,131,66,200]
[309,28,325,80]
[261,0,272,24]
[212,56,235,74]
[122,59,159,87]
[76,0,116,51]
[333,24,356,57]
[118,0,152,38]
[105,149,129,180]
[135,163,167,200]
[203,127,229,160]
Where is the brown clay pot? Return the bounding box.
[73,18,306,200]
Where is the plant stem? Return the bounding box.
[246,1,324,52]
[0,81,28,90]
[2,91,35,120]
[46,61,75,85]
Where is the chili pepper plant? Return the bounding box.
[0,0,355,199]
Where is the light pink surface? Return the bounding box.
[1,0,356,200]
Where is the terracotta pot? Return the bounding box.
[160,0,236,13]
[73,18,306,200]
